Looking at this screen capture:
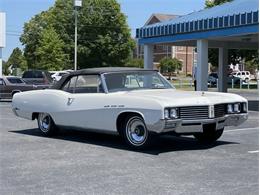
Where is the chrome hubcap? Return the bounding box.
[38,113,50,133]
[126,118,147,145]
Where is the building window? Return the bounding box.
[178,47,184,51]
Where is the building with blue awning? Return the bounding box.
[136,0,259,92]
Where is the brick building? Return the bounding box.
[135,14,197,74]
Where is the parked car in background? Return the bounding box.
[0,76,48,100]
[22,70,53,85]
[51,71,70,82]
[12,67,248,149]
[208,72,218,87]
[208,72,241,87]
[232,71,251,83]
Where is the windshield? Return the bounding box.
[104,71,174,92]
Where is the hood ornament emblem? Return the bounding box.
[201,91,205,96]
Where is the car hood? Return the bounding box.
[124,89,247,107]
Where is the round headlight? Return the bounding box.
[170,108,178,118]
[227,104,233,113]
[164,109,170,119]
[233,103,240,113]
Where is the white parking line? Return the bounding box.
[248,150,259,154]
[225,127,258,133]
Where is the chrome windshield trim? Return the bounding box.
[100,74,109,94]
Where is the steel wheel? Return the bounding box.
[126,117,148,146]
[37,113,57,136]
[119,115,154,149]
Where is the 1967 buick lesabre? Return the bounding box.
[12,67,248,149]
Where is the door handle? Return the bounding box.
[67,97,75,105]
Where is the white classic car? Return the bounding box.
[12,68,248,149]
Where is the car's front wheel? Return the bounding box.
[37,113,57,136]
[121,115,152,149]
[193,126,224,143]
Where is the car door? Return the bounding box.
[53,74,114,131]
[0,78,12,99]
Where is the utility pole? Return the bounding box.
[74,0,82,71]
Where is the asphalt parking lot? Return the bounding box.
[0,99,259,195]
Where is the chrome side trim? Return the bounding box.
[100,74,109,94]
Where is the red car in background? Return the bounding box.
[0,76,49,100]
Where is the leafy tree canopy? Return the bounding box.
[159,57,182,73]
[35,27,70,70]
[125,58,144,68]
[20,0,135,70]
[5,47,27,71]
[205,0,233,8]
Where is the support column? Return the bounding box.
[218,47,228,92]
[196,39,208,91]
[144,44,154,69]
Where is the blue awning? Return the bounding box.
[136,0,259,44]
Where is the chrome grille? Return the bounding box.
[179,106,209,120]
[214,104,226,118]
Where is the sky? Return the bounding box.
[0,0,205,61]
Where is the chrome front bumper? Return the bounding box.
[147,113,248,134]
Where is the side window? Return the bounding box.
[242,72,245,76]
[62,76,77,93]
[237,72,241,76]
[22,71,33,78]
[125,75,141,88]
[62,75,103,93]
[74,75,103,93]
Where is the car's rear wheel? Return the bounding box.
[121,115,152,149]
[37,113,57,136]
[193,125,224,143]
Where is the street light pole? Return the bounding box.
[74,0,82,71]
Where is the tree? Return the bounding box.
[205,0,233,8]
[159,57,182,73]
[2,60,10,75]
[125,58,144,68]
[35,27,70,70]
[20,0,135,70]
[20,11,51,69]
[6,47,27,71]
